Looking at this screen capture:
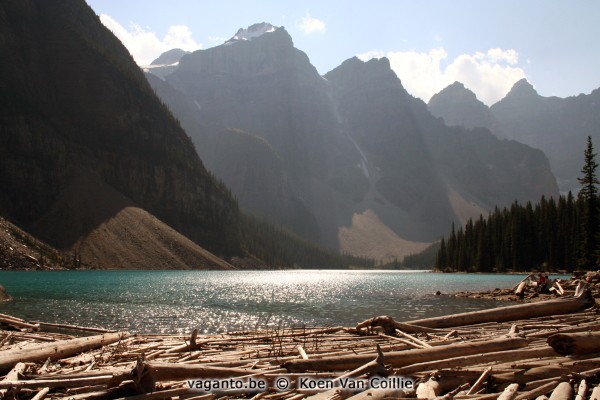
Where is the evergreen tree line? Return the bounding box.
[435,136,600,272]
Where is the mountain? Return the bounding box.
[429,78,600,192]
[143,48,190,79]
[0,0,241,268]
[491,79,600,192]
[151,48,189,65]
[0,2,373,269]
[0,215,70,269]
[428,82,498,130]
[146,26,559,261]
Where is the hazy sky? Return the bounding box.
[86,1,600,105]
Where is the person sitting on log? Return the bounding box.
[537,273,550,293]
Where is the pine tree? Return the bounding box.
[577,136,600,269]
[436,237,447,269]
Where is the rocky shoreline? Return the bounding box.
[453,271,600,304]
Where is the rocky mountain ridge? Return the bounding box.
[0,0,240,268]
[147,26,559,260]
[0,2,374,269]
[429,78,600,192]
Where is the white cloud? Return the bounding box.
[486,48,518,65]
[99,14,201,66]
[358,47,526,105]
[297,12,326,34]
[356,50,385,61]
[207,36,227,45]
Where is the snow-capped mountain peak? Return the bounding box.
[226,22,278,44]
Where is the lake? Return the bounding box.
[0,270,532,334]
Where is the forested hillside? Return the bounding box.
[436,137,599,272]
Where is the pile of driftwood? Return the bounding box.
[0,285,600,399]
[455,271,600,303]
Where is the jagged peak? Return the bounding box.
[430,81,480,104]
[150,48,189,66]
[505,78,539,98]
[225,22,280,44]
[448,81,465,89]
[329,56,393,78]
[325,55,410,97]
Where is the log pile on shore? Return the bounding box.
[454,271,600,303]
[0,287,599,399]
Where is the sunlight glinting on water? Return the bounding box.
[0,270,534,334]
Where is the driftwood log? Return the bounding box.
[396,346,558,375]
[403,291,592,329]
[590,385,600,400]
[514,380,560,400]
[283,336,528,372]
[548,382,573,400]
[0,361,26,398]
[547,332,600,356]
[0,313,40,331]
[0,332,129,373]
[355,316,438,334]
[416,376,441,399]
[332,345,389,385]
[498,383,520,400]
[575,379,588,400]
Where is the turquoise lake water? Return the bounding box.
[0,270,540,334]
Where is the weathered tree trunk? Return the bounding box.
[0,313,39,331]
[498,383,520,400]
[466,367,491,395]
[514,381,560,400]
[355,315,437,334]
[145,362,254,380]
[434,383,469,400]
[30,387,50,400]
[554,281,565,296]
[283,337,528,372]
[164,329,199,353]
[403,293,592,329]
[495,366,573,385]
[548,332,600,356]
[516,281,528,296]
[131,360,255,393]
[0,332,129,373]
[0,375,114,389]
[590,385,600,400]
[32,321,115,333]
[333,345,388,385]
[396,346,556,375]
[575,379,588,400]
[548,382,573,400]
[0,362,26,398]
[416,377,441,399]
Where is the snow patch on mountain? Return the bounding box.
[226,22,278,44]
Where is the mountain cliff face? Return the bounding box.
[428,82,498,130]
[491,79,600,191]
[429,79,600,192]
[147,26,559,260]
[326,58,557,238]
[0,0,240,267]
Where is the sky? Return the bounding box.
[86,1,600,106]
